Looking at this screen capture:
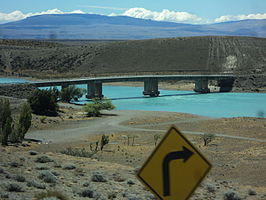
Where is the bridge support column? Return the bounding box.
[194,79,210,93]
[86,81,103,99]
[143,78,160,97]
[61,84,69,90]
[218,79,235,92]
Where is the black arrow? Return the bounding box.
[162,146,194,197]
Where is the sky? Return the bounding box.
[0,0,266,24]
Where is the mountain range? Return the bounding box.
[0,14,265,39]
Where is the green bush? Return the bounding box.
[100,134,109,151]
[40,116,47,123]
[34,191,68,200]
[202,133,216,146]
[28,89,58,116]
[1,100,32,144]
[0,99,12,145]
[60,86,86,103]
[17,103,32,140]
[83,98,115,117]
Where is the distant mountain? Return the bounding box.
[0,14,265,39]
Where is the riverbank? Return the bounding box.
[0,99,266,199]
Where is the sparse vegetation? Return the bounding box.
[14,103,32,142]
[202,133,216,146]
[60,85,86,103]
[28,89,58,116]
[0,99,32,144]
[34,191,68,200]
[35,155,54,163]
[40,116,47,123]
[60,147,95,158]
[154,134,162,146]
[83,98,115,117]
[100,134,109,151]
[6,183,24,192]
[38,171,57,183]
[223,190,241,200]
[0,99,12,145]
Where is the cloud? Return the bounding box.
[82,5,127,11]
[120,8,206,24]
[0,8,266,25]
[214,13,266,23]
[0,9,85,24]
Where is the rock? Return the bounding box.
[0,167,4,173]
[248,189,257,196]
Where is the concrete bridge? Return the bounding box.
[31,74,237,98]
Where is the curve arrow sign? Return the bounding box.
[162,146,194,197]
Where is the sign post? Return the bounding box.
[137,126,212,200]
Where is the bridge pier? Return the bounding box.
[194,79,210,93]
[143,78,160,97]
[86,81,103,99]
[218,79,235,92]
[61,84,69,90]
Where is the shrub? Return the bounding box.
[6,183,24,192]
[0,99,12,145]
[40,116,47,123]
[15,103,32,142]
[83,98,115,117]
[62,164,76,170]
[34,191,68,200]
[28,89,58,116]
[224,190,241,200]
[60,86,86,103]
[38,171,57,183]
[100,134,109,151]
[78,189,94,198]
[13,175,26,182]
[60,147,95,158]
[35,155,54,163]
[202,133,216,146]
[154,134,162,146]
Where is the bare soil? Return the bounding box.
[0,98,265,200]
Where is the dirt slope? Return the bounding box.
[0,36,266,90]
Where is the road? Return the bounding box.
[26,110,266,144]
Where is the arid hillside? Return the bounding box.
[0,36,265,79]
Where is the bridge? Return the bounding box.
[30,74,237,98]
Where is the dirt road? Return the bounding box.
[26,110,266,144]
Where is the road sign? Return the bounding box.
[137,126,212,200]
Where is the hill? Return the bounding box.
[0,14,265,39]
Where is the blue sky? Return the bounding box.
[0,0,266,24]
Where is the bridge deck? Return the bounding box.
[30,74,237,87]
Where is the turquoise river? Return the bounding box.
[1,77,266,118]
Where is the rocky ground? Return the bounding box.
[0,97,266,200]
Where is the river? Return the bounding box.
[1,77,266,118]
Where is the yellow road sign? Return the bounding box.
[137,126,212,200]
